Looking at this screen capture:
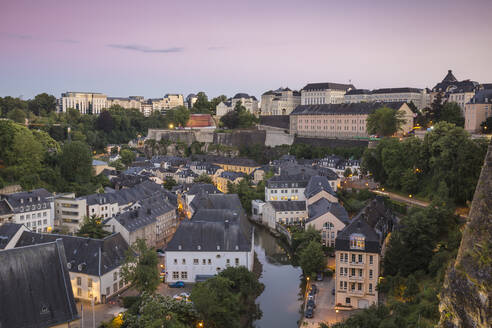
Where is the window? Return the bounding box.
[369,269,373,279]
[173,259,177,264]
[181,272,187,279]
[20,215,24,221]
[358,283,362,291]
[369,283,373,293]
[77,288,82,296]
[43,212,47,217]
[106,287,110,295]
[193,259,199,265]
[340,253,344,261]
[113,283,117,293]
[202,259,206,265]
[351,268,355,276]
[77,277,82,286]
[344,254,348,262]
[182,259,186,265]
[88,278,92,288]
[113,272,118,281]
[351,254,356,262]
[358,254,363,263]
[208,259,212,265]
[346,297,351,304]
[369,255,373,265]
[235,258,239,266]
[172,272,179,279]
[226,259,230,266]
[351,283,355,291]
[344,281,347,289]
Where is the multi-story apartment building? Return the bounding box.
[106,96,143,111]
[262,201,307,229]
[54,193,87,232]
[61,92,108,114]
[162,94,184,109]
[335,198,398,309]
[290,102,414,138]
[431,70,479,112]
[305,198,349,247]
[301,82,355,105]
[345,88,430,110]
[15,231,130,304]
[0,189,54,233]
[265,173,310,202]
[214,171,244,193]
[164,208,254,284]
[261,87,301,115]
[464,85,492,133]
[216,93,259,117]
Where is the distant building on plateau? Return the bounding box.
[216,93,259,117]
[431,70,479,112]
[261,87,301,115]
[464,84,492,133]
[345,88,430,110]
[301,82,355,105]
[61,91,108,114]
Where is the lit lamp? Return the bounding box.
[169,123,174,129]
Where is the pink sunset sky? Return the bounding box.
[1,0,491,99]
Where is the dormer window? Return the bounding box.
[350,234,365,250]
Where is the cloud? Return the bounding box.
[107,44,184,53]
[57,39,79,44]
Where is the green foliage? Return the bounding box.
[227,178,265,214]
[167,106,191,127]
[194,174,213,184]
[28,93,56,115]
[76,215,110,239]
[220,101,258,129]
[121,239,160,294]
[440,102,465,127]
[120,149,136,166]
[59,141,93,184]
[123,293,198,328]
[480,116,492,133]
[96,110,115,133]
[291,226,322,255]
[164,177,177,190]
[298,240,325,277]
[343,167,352,178]
[362,123,488,204]
[7,108,27,123]
[367,107,407,137]
[191,266,264,328]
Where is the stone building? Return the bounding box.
[345,88,430,110]
[261,87,301,115]
[301,82,355,105]
[216,93,259,117]
[431,70,479,111]
[61,92,108,114]
[464,85,492,133]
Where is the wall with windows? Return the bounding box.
[263,203,307,229]
[15,208,53,233]
[305,212,345,247]
[265,187,306,202]
[164,249,254,283]
[69,267,128,304]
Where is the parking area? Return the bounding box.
[301,277,353,327]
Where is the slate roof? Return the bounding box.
[442,69,458,83]
[470,89,492,104]
[0,240,78,328]
[335,215,381,253]
[85,180,164,206]
[307,198,349,224]
[372,87,422,94]
[290,102,405,116]
[0,223,24,249]
[266,173,311,188]
[220,171,245,180]
[233,93,255,99]
[15,232,129,276]
[0,199,13,216]
[189,193,245,214]
[1,188,52,214]
[345,89,371,95]
[166,209,251,252]
[432,70,478,92]
[112,193,176,232]
[268,201,306,212]
[305,175,336,198]
[187,184,221,195]
[302,82,355,91]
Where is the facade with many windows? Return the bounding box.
[261,87,301,115]
[301,82,355,105]
[61,92,108,114]
[54,193,87,233]
[464,85,492,133]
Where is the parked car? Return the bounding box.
[310,284,318,294]
[169,281,185,288]
[307,299,316,309]
[305,307,314,318]
[316,272,323,281]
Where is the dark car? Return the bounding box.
[169,281,185,288]
[316,272,323,281]
[305,307,314,318]
[310,284,318,294]
[307,299,316,309]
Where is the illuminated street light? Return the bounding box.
[169,123,174,129]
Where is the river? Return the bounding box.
[253,227,303,328]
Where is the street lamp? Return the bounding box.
[169,123,174,129]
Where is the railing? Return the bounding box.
[276,223,292,245]
[348,275,364,281]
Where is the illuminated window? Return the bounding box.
[349,233,365,250]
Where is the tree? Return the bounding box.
[59,141,92,184]
[426,92,443,123]
[403,275,419,302]
[192,92,211,113]
[298,240,325,277]
[96,110,115,133]
[121,239,160,294]
[194,174,213,184]
[220,110,239,129]
[191,276,241,328]
[76,215,110,239]
[440,102,464,127]
[7,108,27,123]
[28,93,56,115]
[167,106,190,127]
[366,106,407,137]
[164,177,177,190]
[120,149,136,166]
[343,167,352,178]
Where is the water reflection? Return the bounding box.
[253,227,303,328]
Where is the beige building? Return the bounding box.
[216,93,259,117]
[290,102,414,138]
[106,96,143,111]
[162,94,184,109]
[464,86,492,133]
[301,82,355,105]
[431,70,479,111]
[54,193,87,233]
[263,201,307,229]
[345,88,430,110]
[261,88,301,115]
[61,92,108,114]
[305,198,348,247]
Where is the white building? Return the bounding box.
[345,88,430,110]
[265,174,309,202]
[0,189,54,233]
[262,201,307,229]
[261,88,301,115]
[107,96,143,111]
[301,82,355,105]
[61,92,108,114]
[15,231,131,304]
[216,93,259,117]
[164,209,254,283]
[54,193,87,233]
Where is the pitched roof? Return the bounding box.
[189,193,244,214]
[268,201,306,212]
[305,175,336,198]
[302,82,355,91]
[15,232,129,276]
[291,102,406,116]
[0,240,78,327]
[1,188,52,214]
[371,87,422,94]
[0,223,24,249]
[345,89,371,95]
[307,198,349,224]
[166,209,251,252]
[442,69,458,83]
[187,184,221,195]
[0,199,13,216]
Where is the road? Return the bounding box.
[372,190,429,208]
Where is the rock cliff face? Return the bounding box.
[438,141,492,328]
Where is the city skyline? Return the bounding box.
[1,0,492,99]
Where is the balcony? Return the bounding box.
[348,275,364,281]
[347,289,365,296]
[349,261,364,266]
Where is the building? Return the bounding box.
[431,70,479,110]
[61,92,108,114]
[262,201,307,229]
[305,198,348,247]
[183,184,221,209]
[162,94,184,109]
[265,173,310,202]
[335,198,398,309]
[290,102,414,138]
[15,231,130,304]
[464,85,492,133]
[186,114,216,129]
[0,240,79,327]
[216,93,259,117]
[304,175,338,204]
[319,156,361,178]
[105,193,177,247]
[301,82,355,105]
[261,87,301,115]
[164,208,254,283]
[212,157,260,175]
[186,94,198,108]
[215,171,244,193]
[345,88,430,110]
[106,96,143,111]
[189,192,244,218]
[54,193,87,232]
[251,199,266,224]
[0,189,54,233]
[0,222,28,250]
[92,159,112,175]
